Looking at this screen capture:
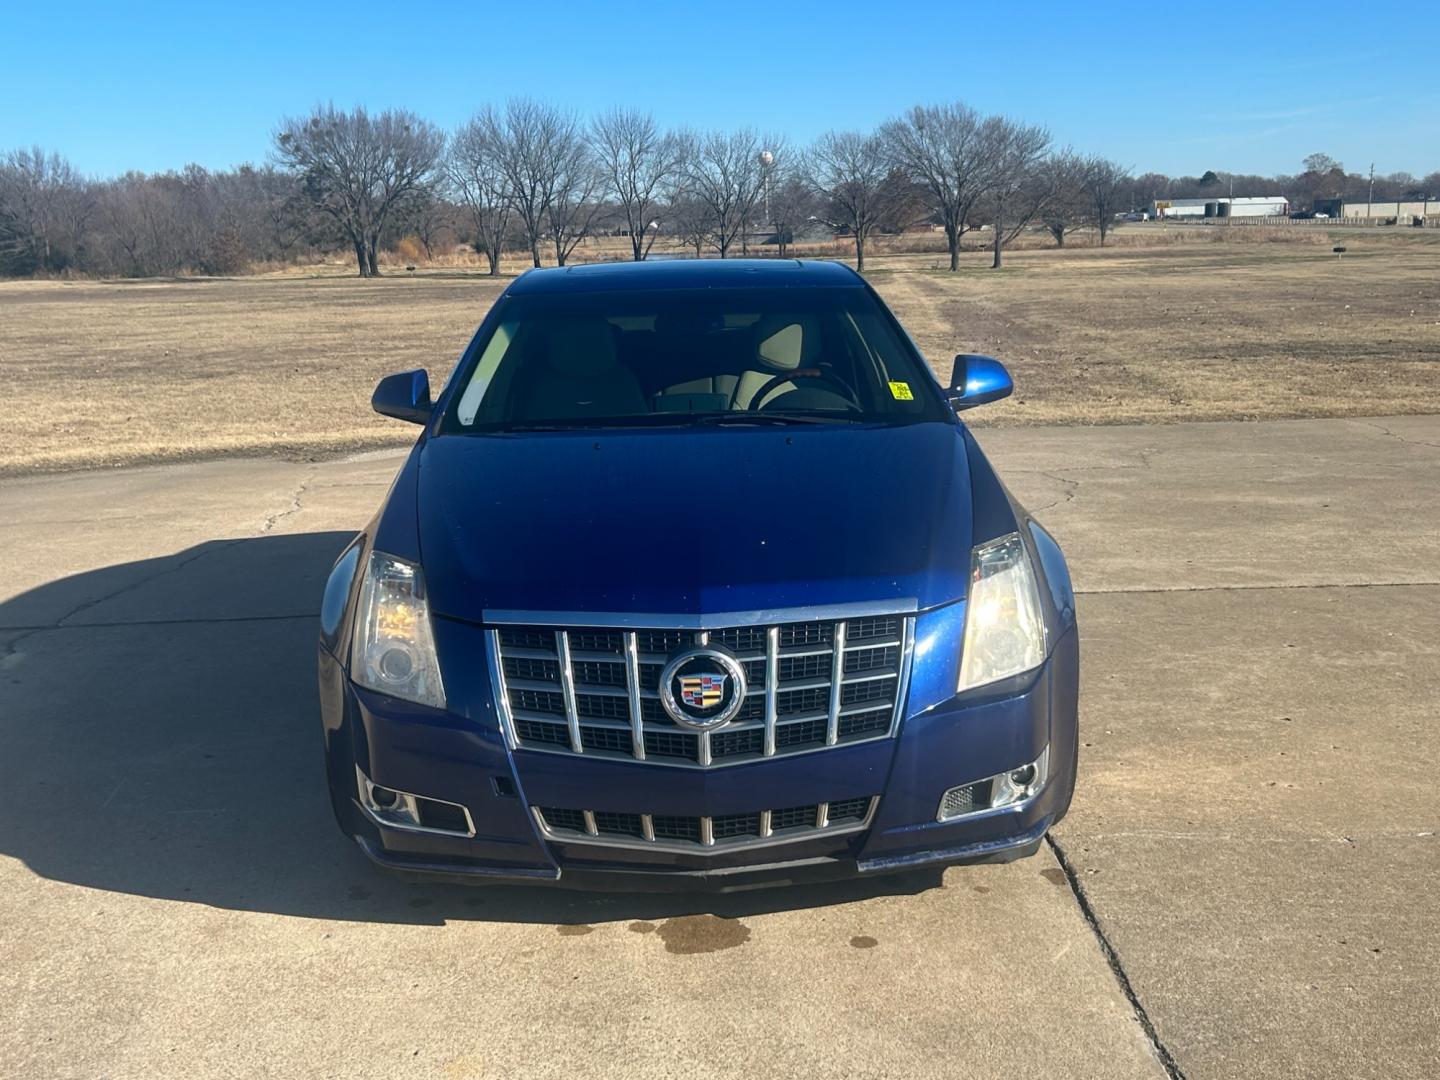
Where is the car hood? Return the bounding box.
[415,423,974,623]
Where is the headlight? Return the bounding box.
[350,551,446,708]
[957,533,1046,692]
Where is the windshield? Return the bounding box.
[445,285,950,431]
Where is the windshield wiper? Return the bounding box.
[684,411,863,426]
[488,411,863,433]
[490,416,678,432]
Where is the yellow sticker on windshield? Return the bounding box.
[888,381,914,401]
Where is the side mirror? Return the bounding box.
[947,354,1013,410]
[371,369,433,424]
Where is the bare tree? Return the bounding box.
[881,103,989,271]
[21,100,1440,283]
[544,131,605,267]
[212,164,312,265]
[274,105,443,276]
[1303,153,1342,176]
[678,129,774,257]
[482,99,590,268]
[977,117,1051,268]
[448,111,511,274]
[1083,156,1131,246]
[1037,150,1090,247]
[391,190,457,260]
[0,147,92,275]
[96,172,183,276]
[666,193,712,257]
[766,171,819,258]
[1131,171,1171,213]
[1295,153,1348,207]
[591,108,680,261]
[811,132,911,271]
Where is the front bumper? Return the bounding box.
[354,817,1050,893]
[319,625,1079,892]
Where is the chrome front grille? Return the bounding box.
[487,605,916,768]
[533,796,879,852]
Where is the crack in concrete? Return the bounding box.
[51,540,246,630]
[1047,834,1188,1080]
[4,471,318,671]
[1030,471,1082,513]
[5,469,328,673]
[1348,419,1440,451]
[0,540,226,672]
[260,467,316,534]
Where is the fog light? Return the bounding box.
[937,747,1049,822]
[355,767,475,837]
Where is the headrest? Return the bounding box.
[546,319,618,377]
[754,314,821,370]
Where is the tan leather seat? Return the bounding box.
[651,313,824,409]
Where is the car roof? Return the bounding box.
[504,258,864,296]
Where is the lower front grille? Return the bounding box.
[534,796,879,852]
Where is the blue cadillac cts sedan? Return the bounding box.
[318,259,1078,890]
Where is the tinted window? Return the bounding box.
[446,286,949,431]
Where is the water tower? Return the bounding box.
[759,149,775,223]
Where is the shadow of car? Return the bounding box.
[0,531,942,926]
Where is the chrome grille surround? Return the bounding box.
[487,602,917,769]
[533,796,880,854]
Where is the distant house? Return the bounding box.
[1312,197,1437,220]
[1150,196,1289,219]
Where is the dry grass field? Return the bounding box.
[0,228,1436,474]
[871,228,1440,425]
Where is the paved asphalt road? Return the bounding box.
[1,415,1436,1080]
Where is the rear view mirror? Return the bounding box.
[372,369,433,424]
[947,354,1013,410]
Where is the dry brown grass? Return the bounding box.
[0,274,508,474]
[867,230,1440,426]
[0,230,1436,474]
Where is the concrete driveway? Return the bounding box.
[1,415,1436,1080]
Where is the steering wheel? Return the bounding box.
[748,367,860,411]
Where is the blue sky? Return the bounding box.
[6,0,1436,179]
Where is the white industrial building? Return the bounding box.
[1313,197,1438,220]
[1151,196,1290,219]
